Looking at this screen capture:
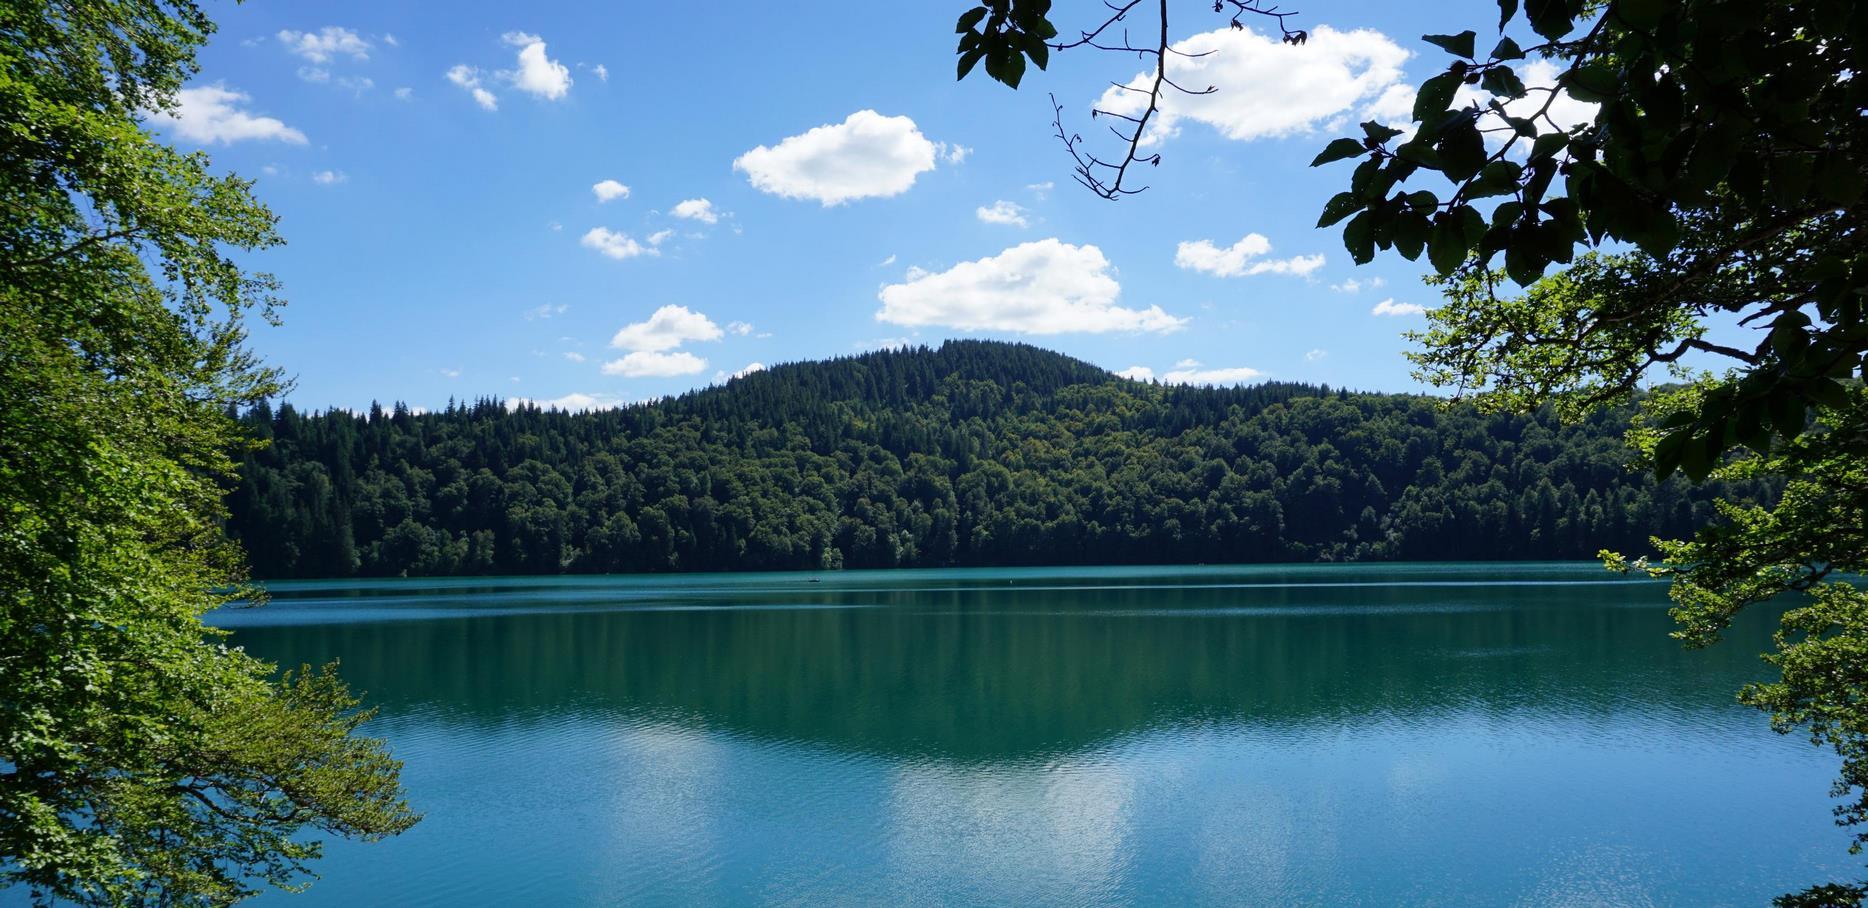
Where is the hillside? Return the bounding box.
[226,340,1769,578]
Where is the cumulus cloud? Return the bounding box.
[1305,348,1328,361]
[731,362,766,379]
[592,180,630,202]
[670,198,719,224]
[1097,25,1409,145]
[1174,233,1325,278]
[1372,298,1427,317]
[876,238,1186,335]
[146,85,307,145]
[1330,276,1385,293]
[609,305,723,352]
[1115,366,1156,381]
[562,351,586,363]
[726,321,754,336]
[311,169,346,185]
[393,86,414,101]
[733,110,941,205]
[446,65,497,110]
[580,227,658,260]
[601,351,706,377]
[976,200,1030,227]
[1162,364,1264,385]
[646,229,674,247]
[508,392,625,412]
[500,32,572,100]
[277,27,371,63]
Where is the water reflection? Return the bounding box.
[214,565,1853,906]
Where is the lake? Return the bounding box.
[213,563,1852,906]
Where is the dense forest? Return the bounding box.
[226,341,1770,578]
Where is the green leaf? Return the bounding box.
[1498,0,1519,30]
[1652,428,1689,480]
[1422,31,1477,59]
[956,7,988,33]
[1312,138,1369,167]
[1617,0,1666,28]
[958,48,986,81]
[1000,48,1027,88]
[1317,191,1362,228]
[1480,66,1527,99]
[1414,72,1462,122]
[1343,211,1377,265]
[1427,219,1468,273]
[1436,120,1487,182]
[1361,120,1405,143]
[1564,64,1621,103]
[1490,37,1525,61]
[1394,212,1429,260]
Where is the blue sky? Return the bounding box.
[157,0,1562,412]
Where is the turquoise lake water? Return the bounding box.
[201,563,1854,905]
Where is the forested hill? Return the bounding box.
[227,340,1768,579]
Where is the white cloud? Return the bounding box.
[393,86,414,101]
[146,85,307,145]
[856,337,914,351]
[524,303,569,320]
[732,362,766,379]
[976,200,1030,227]
[601,351,707,377]
[440,368,462,379]
[937,142,972,165]
[876,238,1186,335]
[1305,348,1328,361]
[1372,298,1427,317]
[646,229,674,246]
[1027,181,1055,198]
[1330,276,1385,293]
[726,321,754,336]
[446,65,497,110]
[1175,233,1325,278]
[1162,365,1263,385]
[1174,358,1202,369]
[609,304,723,352]
[1115,366,1156,381]
[877,254,897,267]
[591,63,609,82]
[580,227,658,260]
[311,169,346,185]
[562,351,586,363]
[1097,25,1409,145]
[1363,83,1416,123]
[508,392,625,412]
[381,33,399,48]
[500,32,572,100]
[734,110,941,205]
[671,198,719,224]
[277,27,371,64]
[592,180,630,202]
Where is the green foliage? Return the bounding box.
[0,2,415,903]
[1314,0,1867,468]
[953,0,1056,87]
[226,342,1769,579]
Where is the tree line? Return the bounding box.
[226,340,1770,578]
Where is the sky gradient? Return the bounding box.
[158,0,1605,412]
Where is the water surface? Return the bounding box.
[215,564,1853,906]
